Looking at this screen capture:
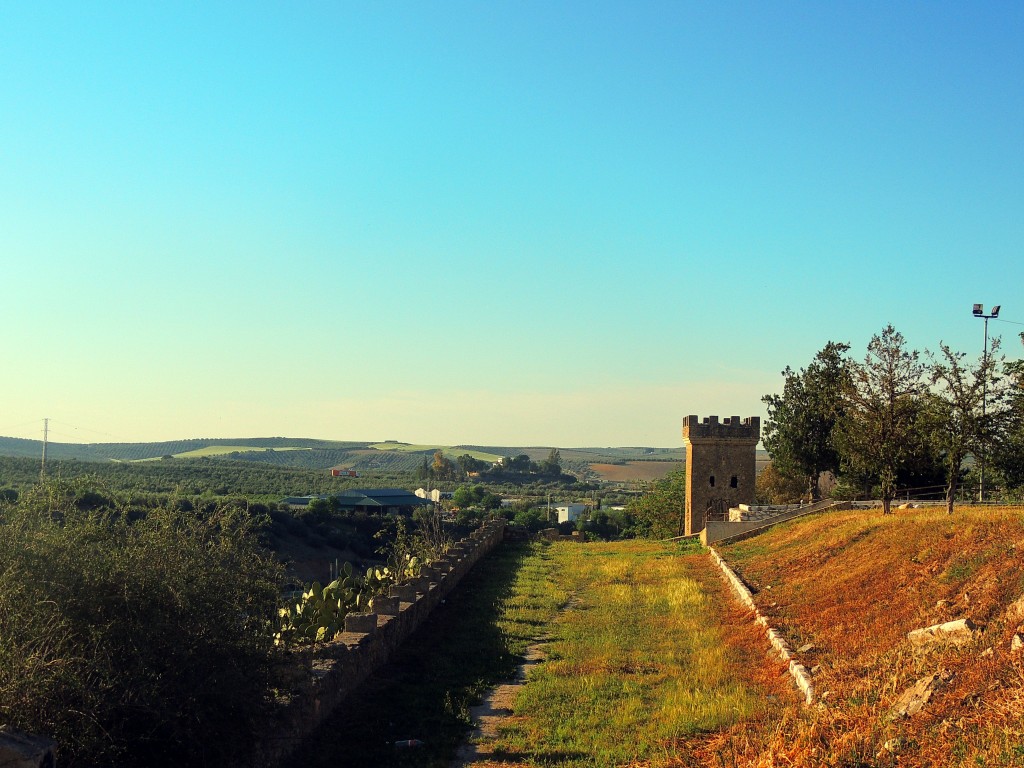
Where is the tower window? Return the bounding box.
[709,475,715,487]
[730,476,738,488]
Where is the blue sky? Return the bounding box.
[2,2,1021,447]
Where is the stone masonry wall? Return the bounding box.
[252,518,507,768]
[728,504,799,522]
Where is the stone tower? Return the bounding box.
[682,415,760,536]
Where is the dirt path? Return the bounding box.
[450,635,549,767]
[452,594,580,767]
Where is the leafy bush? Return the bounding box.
[0,480,282,767]
[511,506,548,531]
[627,467,687,538]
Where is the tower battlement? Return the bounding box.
[682,415,760,442]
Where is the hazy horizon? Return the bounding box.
[3,3,1020,449]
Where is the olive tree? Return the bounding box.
[762,341,851,501]
[925,339,1008,512]
[837,325,926,515]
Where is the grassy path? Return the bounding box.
[285,539,786,768]
[474,539,778,767]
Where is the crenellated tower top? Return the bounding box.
[682,415,760,442]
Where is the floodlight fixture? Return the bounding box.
[972,301,1002,501]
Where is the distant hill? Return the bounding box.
[0,435,694,474]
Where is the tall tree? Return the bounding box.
[992,333,1024,491]
[430,450,457,481]
[416,456,431,482]
[755,461,808,504]
[541,448,562,476]
[762,341,851,501]
[925,339,1008,513]
[838,325,926,515]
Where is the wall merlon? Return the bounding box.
[683,414,761,442]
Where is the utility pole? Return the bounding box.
[40,417,49,480]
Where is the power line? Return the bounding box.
[48,419,118,440]
[0,418,48,435]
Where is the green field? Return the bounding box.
[369,443,503,462]
[0,435,694,474]
[129,445,311,462]
[369,442,447,452]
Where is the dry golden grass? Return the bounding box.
[707,505,1024,768]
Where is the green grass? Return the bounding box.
[489,540,765,766]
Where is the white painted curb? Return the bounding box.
[708,546,815,705]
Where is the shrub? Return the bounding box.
[627,467,687,538]
[0,480,282,767]
[512,506,548,531]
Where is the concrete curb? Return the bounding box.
[707,546,814,705]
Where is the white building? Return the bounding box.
[415,488,442,503]
[556,504,586,524]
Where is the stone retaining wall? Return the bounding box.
[252,518,507,768]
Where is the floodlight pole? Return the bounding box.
[972,304,1000,502]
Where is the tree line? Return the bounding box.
[761,325,1024,514]
[416,448,570,483]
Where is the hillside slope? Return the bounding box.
[0,436,689,473]
[712,506,1024,767]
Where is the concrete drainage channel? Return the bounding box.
[708,546,815,705]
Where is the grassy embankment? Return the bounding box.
[712,504,1024,768]
[287,538,788,768]
[286,507,1024,767]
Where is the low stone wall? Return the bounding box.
[728,503,801,523]
[253,518,507,768]
[703,500,849,545]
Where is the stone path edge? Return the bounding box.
[707,545,815,705]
